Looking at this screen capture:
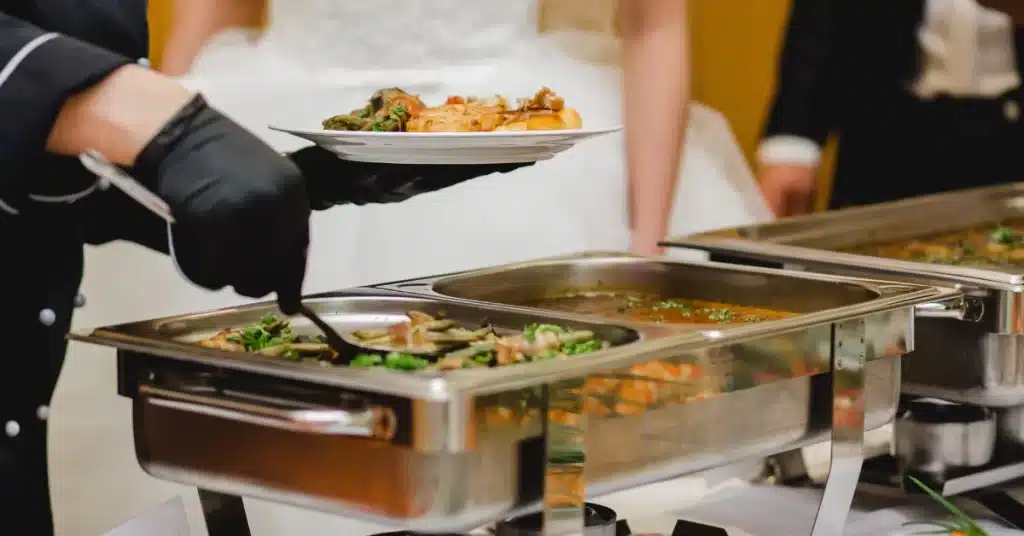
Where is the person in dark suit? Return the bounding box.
[757,0,1024,216]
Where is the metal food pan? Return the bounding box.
[375,254,912,431]
[75,291,646,531]
[662,184,1024,406]
[72,255,956,531]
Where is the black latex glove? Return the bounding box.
[132,95,310,311]
[289,145,534,210]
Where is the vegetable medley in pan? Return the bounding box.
[198,311,610,372]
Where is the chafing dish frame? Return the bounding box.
[376,252,954,535]
[71,253,957,535]
[376,253,914,434]
[661,183,1024,407]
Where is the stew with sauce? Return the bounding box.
[847,221,1024,267]
[528,292,794,325]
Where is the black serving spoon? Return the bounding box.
[288,300,470,358]
[294,303,353,357]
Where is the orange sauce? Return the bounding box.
[528,292,794,325]
[847,220,1024,267]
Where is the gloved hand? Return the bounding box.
[131,94,310,310]
[288,146,533,209]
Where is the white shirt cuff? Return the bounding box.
[757,136,822,167]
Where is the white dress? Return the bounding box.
[57,1,771,534]
[174,0,772,286]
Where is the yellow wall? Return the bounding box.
[147,0,171,69]
[146,0,834,208]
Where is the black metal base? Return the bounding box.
[197,489,252,536]
[194,491,735,536]
[967,489,1024,530]
[367,519,730,536]
[857,455,1024,530]
[616,518,730,536]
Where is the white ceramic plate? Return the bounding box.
[268,125,623,165]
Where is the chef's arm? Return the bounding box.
[46,65,193,165]
[758,0,841,170]
[0,14,192,183]
[618,0,690,255]
[159,0,263,75]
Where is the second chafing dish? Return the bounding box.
[662,183,1024,407]
[377,253,919,434]
[71,253,955,532]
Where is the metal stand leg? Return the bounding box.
[198,489,252,536]
[810,319,868,536]
[969,489,1024,529]
[542,378,588,536]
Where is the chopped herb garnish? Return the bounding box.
[523,323,566,341]
[563,339,603,355]
[990,226,1018,245]
[704,308,736,323]
[233,314,296,352]
[654,299,694,316]
[370,118,396,132]
[350,354,383,367]
[473,351,495,365]
[384,352,430,371]
[617,296,644,313]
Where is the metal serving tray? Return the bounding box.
[70,254,956,533]
[378,254,907,433]
[663,183,1024,406]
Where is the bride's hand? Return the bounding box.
[288,146,534,209]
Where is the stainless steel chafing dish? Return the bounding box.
[70,253,957,535]
[662,184,1024,408]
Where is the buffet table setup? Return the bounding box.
[68,88,1024,536]
[70,252,965,536]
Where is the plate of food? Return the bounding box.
[269,87,622,165]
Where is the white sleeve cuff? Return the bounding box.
[757,136,823,167]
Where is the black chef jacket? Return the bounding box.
[0,2,167,533]
[763,0,1024,209]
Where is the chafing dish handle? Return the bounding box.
[138,385,396,439]
[914,296,984,322]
